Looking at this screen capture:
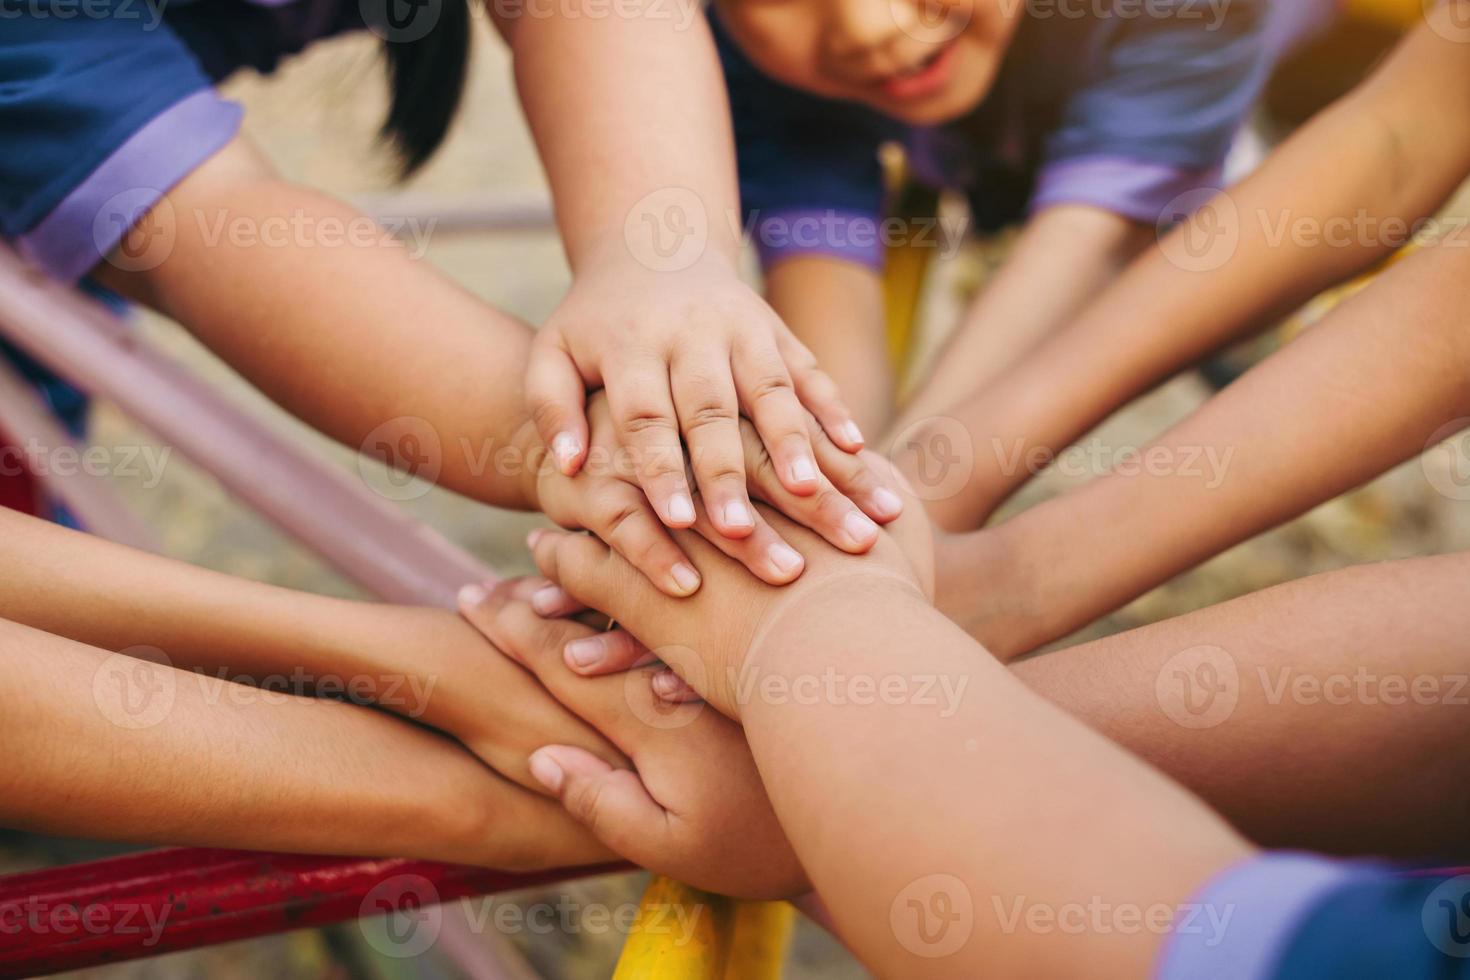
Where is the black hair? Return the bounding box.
[377,0,472,176]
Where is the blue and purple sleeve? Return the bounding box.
[1033,0,1335,224]
[714,15,890,272]
[0,8,244,283]
[1158,852,1470,979]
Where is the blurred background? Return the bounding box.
[4,6,1470,977]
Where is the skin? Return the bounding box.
[518,509,1251,978]
[494,0,871,530]
[900,11,1470,532]
[92,138,902,598]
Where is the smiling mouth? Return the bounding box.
[878,44,955,103]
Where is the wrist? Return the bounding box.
[508,416,549,512]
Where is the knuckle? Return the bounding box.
[747,372,795,405]
[682,402,738,434]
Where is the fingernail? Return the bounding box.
[789,456,818,485]
[551,432,580,473]
[844,511,879,546]
[566,636,605,668]
[768,542,804,576]
[841,421,864,446]
[651,672,682,697]
[873,487,904,518]
[533,585,568,615]
[723,500,755,529]
[670,562,701,595]
[528,751,564,793]
[527,528,545,551]
[668,494,696,525]
[457,583,488,608]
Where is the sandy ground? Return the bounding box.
[7,16,1470,980]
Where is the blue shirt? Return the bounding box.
[718,0,1339,270]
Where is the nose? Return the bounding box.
[825,0,907,70]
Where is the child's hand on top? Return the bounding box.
[525,254,874,537]
[529,390,905,597]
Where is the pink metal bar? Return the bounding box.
[0,246,489,606]
[0,355,156,551]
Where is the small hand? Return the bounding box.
[525,256,867,535]
[458,580,809,899]
[521,493,935,719]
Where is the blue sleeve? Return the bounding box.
[1156,853,1470,980]
[714,15,890,270]
[0,5,243,282]
[1033,0,1278,223]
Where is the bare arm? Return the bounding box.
[896,204,1149,429]
[94,136,544,511]
[0,616,608,869]
[907,10,1470,531]
[0,507,627,791]
[940,222,1470,657]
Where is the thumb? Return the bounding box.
[526,329,590,476]
[528,746,670,861]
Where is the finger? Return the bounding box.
[564,628,656,676]
[740,422,880,554]
[776,331,864,452]
[525,327,589,476]
[605,355,695,528]
[671,347,756,540]
[731,333,820,497]
[528,746,673,863]
[528,528,644,625]
[689,500,806,585]
[651,668,701,703]
[583,483,702,597]
[812,433,905,524]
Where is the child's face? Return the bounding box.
[715,0,1022,125]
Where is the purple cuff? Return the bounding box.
[1154,853,1367,980]
[17,89,244,284]
[1030,156,1223,226]
[749,208,885,271]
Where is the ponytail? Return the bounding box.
[374,0,472,176]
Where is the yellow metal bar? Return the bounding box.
[721,902,795,980]
[611,877,732,979]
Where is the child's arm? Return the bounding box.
[938,222,1470,659]
[903,9,1470,531]
[522,510,1250,979]
[492,0,869,537]
[0,615,608,868]
[93,137,899,595]
[0,507,627,792]
[897,204,1151,425]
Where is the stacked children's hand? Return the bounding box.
[522,256,903,594]
[527,389,905,596]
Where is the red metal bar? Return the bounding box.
[0,849,627,978]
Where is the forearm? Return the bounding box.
[0,616,605,868]
[740,580,1248,978]
[97,140,543,510]
[943,233,1470,657]
[919,19,1470,529]
[502,0,742,272]
[897,205,1147,432]
[1014,551,1470,860]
